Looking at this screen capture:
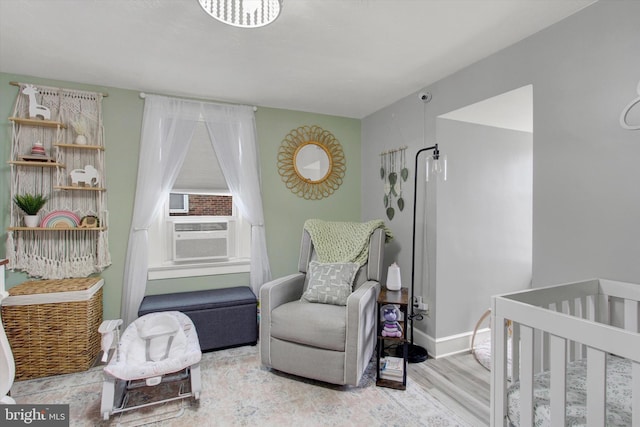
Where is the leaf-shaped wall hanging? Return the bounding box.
[386,207,395,220]
[401,148,409,182]
[383,182,390,194]
[379,146,408,220]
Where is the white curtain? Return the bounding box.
[121,95,271,326]
[201,104,272,294]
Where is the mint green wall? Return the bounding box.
[257,108,361,278]
[0,72,361,319]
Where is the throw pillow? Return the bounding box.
[301,261,359,306]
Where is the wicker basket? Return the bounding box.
[1,277,103,381]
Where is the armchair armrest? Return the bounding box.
[260,273,305,312]
[344,279,381,385]
[345,279,380,334]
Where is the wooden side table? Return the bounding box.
[376,287,408,389]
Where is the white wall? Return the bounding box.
[361,1,640,352]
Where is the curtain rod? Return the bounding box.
[9,81,109,97]
[139,92,257,111]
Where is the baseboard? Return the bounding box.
[412,327,491,359]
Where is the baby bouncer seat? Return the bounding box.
[99,311,202,420]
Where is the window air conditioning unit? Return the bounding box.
[172,221,229,262]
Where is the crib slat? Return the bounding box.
[512,322,520,383]
[534,328,542,373]
[521,325,535,427]
[634,361,640,427]
[577,297,587,358]
[491,313,509,427]
[625,299,639,333]
[586,294,596,322]
[542,330,550,371]
[597,294,610,324]
[586,347,606,427]
[550,334,567,427]
[566,300,576,362]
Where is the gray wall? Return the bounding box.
[436,119,532,338]
[361,0,640,340]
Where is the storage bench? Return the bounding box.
[138,286,257,351]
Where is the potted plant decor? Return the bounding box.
[13,193,48,227]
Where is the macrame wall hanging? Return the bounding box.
[379,146,409,220]
[6,82,111,279]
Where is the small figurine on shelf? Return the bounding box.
[18,141,54,163]
[79,215,99,228]
[30,141,46,157]
[71,117,88,145]
[22,84,51,120]
[381,304,403,338]
[70,165,99,187]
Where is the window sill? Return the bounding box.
[148,258,250,280]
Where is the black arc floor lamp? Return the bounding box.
[408,143,445,363]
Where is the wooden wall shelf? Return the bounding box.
[8,161,64,168]
[8,117,67,129]
[8,227,106,231]
[53,186,106,192]
[54,143,104,151]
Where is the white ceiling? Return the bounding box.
[0,0,595,119]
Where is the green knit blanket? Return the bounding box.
[303,219,393,266]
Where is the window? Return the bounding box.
[147,122,251,280]
[169,193,189,214]
[169,194,232,217]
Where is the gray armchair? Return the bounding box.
[260,227,385,386]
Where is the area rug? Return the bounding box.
[10,345,471,426]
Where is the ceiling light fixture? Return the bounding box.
[198,0,283,28]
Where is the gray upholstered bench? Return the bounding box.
[138,286,258,352]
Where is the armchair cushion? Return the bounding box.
[271,301,346,351]
[301,261,359,306]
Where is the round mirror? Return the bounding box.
[294,142,331,183]
[278,125,346,200]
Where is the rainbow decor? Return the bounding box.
[39,211,81,229]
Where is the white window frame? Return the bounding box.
[147,191,251,280]
[168,193,189,214]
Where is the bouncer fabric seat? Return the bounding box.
[104,311,201,381]
[99,311,202,420]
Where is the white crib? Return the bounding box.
[491,278,640,426]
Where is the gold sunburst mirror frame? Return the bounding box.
[277,125,346,200]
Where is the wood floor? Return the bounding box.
[409,351,491,426]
